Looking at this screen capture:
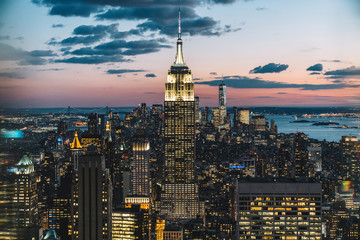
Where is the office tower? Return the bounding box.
[112,205,148,240]
[250,115,266,131]
[341,136,360,183]
[71,154,112,240]
[88,113,99,135]
[203,106,210,124]
[219,82,226,124]
[13,155,40,239]
[233,107,238,127]
[0,159,18,240]
[235,179,322,240]
[211,108,220,128]
[237,108,249,125]
[131,132,150,196]
[14,156,38,224]
[294,132,309,178]
[160,9,202,220]
[195,96,201,123]
[308,144,322,173]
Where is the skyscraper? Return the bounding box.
[71,154,112,240]
[341,136,360,184]
[219,82,226,124]
[294,132,309,178]
[160,9,202,220]
[131,132,150,197]
[14,155,40,239]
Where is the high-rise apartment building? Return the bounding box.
[341,136,360,183]
[71,154,112,240]
[160,10,202,220]
[294,132,309,178]
[235,179,322,240]
[131,133,150,197]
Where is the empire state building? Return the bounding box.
[159,10,203,220]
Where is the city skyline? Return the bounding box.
[1,0,360,108]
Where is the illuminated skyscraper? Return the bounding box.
[71,154,112,240]
[219,82,226,124]
[341,136,360,184]
[294,132,309,178]
[13,155,40,239]
[131,132,150,197]
[237,108,249,125]
[160,9,202,220]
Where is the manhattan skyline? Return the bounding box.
[0,0,360,108]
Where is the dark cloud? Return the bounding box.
[0,43,25,61]
[55,38,170,64]
[145,73,156,78]
[193,78,201,81]
[73,24,118,35]
[0,35,10,40]
[123,48,160,56]
[309,72,321,75]
[69,47,122,56]
[18,57,47,65]
[52,24,64,28]
[195,75,359,90]
[0,43,50,65]
[324,66,360,77]
[97,6,238,37]
[56,35,104,46]
[137,16,225,37]
[29,50,57,57]
[54,55,129,64]
[49,4,100,17]
[306,63,323,72]
[0,72,25,79]
[249,63,289,74]
[277,92,287,94]
[96,7,197,25]
[210,72,217,75]
[107,69,145,74]
[332,80,343,83]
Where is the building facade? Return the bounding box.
[160,10,202,220]
[235,179,322,240]
[71,154,112,240]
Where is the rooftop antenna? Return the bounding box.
[178,7,181,40]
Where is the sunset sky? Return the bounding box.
[0,0,360,108]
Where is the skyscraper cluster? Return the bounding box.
[1,9,360,240]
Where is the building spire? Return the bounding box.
[174,8,185,65]
[178,8,181,40]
